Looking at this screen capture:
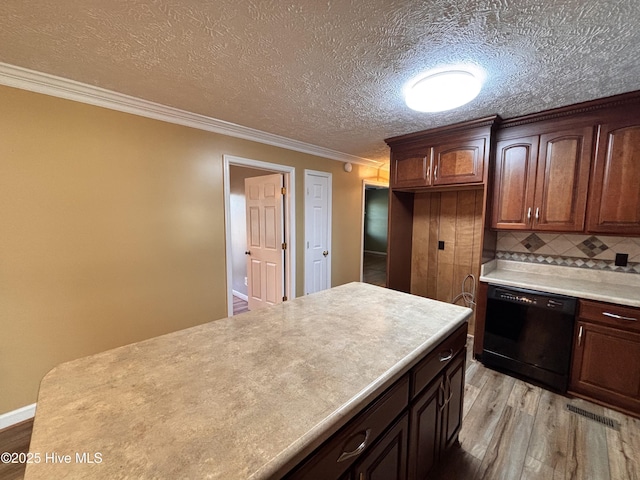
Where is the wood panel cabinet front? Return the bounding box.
[570,300,640,417]
[535,128,593,230]
[407,348,466,480]
[354,414,409,480]
[492,126,593,232]
[407,378,441,480]
[441,350,465,450]
[492,136,538,229]
[432,138,486,186]
[587,122,640,235]
[392,146,433,189]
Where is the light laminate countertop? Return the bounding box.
[24,282,471,480]
[480,260,640,307]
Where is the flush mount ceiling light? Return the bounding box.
[404,68,483,113]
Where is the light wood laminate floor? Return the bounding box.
[432,344,640,480]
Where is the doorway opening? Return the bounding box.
[361,180,389,287]
[223,155,295,317]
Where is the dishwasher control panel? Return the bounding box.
[489,285,577,314]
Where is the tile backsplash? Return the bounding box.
[496,232,640,274]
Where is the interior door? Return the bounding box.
[305,170,332,295]
[245,174,284,310]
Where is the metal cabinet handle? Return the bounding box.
[439,349,453,362]
[438,381,446,410]
[434,165,438,179]
[527,207,532,220]
[426,162,431,180]
[603,312,637,322]
[535,207,540,220]
[445,375,453,405]
[578,325,583,347]
[337,429,371,463]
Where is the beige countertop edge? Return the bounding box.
[480,263,640,307]
[255,313,470,479]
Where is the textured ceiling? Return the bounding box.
[1,0,639,165]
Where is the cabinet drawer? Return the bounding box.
[579,300,640,333]
[287,375,409,480]
[411,324,467,399]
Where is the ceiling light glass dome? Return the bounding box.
[404,68,483,113]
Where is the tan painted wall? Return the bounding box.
[0,85,388,414]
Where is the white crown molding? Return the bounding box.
[0,62,383,168]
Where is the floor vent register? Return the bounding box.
[566,404,621,431]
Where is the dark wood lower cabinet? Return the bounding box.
[353,414,409,480]
[569,300,640,417]
[408,349,466,480]
[408,377,440,479]
[442,351,465,449]
[285,325,467,480]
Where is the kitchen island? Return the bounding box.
[24,282,471,479]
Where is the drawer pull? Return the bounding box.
[603,312,637,322]
[337,429,371,463]
[439,349,454,362]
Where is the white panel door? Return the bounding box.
[245,174,284,310]
[304,170,332,295]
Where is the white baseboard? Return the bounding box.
[232,290,248,302]
[0,403,37,430]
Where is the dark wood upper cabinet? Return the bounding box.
[587,121,640,235]
[491,126,593,232]
[391,145,433,189]
[492,136,538,229]
[432,137,486,186]
[386,116,498,191]
[535,127,593,231]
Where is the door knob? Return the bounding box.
[322,250,329,257]
[245,251,251,255]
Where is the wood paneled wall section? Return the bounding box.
[410,189,484,332]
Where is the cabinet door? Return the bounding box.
[432,138,485,185]
[391,146,433,189]
[587,122,640,235]
[441,349,466,450]
[354,414,409,480]
[491,136,539,229]
[570,321,640,415]
[533,127,593,231]
[407,378,441,480]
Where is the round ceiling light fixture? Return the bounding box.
[404,67,484,113]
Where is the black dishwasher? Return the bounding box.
[482,285,577,392]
